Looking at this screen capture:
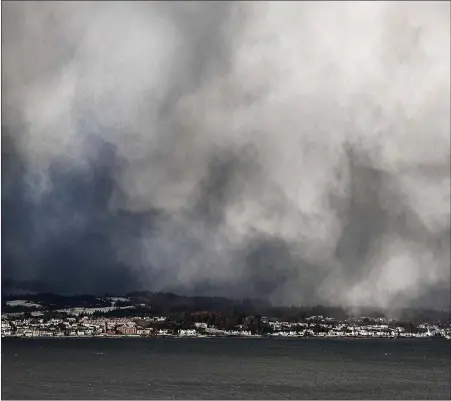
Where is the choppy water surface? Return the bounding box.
[2,337,450,399]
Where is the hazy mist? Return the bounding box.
[2,1,450,311]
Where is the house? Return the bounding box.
[117,325,137,335]
[179,329,197,337]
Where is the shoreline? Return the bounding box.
[2,335,447,341]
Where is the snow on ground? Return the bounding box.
[109,297,130,302]
[105,297,131,307]
[6,300,43,308]
[56,306,135,316]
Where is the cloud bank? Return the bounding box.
[2,1,450,310]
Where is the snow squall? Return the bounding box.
[2,2,450,311]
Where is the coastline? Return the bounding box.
[2,334,447,341]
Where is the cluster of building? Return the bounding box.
[1,316,165,338]
[2,314,450,339]
[179,323,253,338]
[264,318,448,339]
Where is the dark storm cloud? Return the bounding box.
[2,133,139,294]
[2,2,450,309]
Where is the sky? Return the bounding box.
[2,1,450,311]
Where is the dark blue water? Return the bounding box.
[2,337,450,399]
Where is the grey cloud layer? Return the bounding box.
[2,1,450,310]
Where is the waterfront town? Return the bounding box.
[2,314,451,340]
[2,297,450,340]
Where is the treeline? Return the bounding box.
[2,291,450,325]
[125,291,271,316]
